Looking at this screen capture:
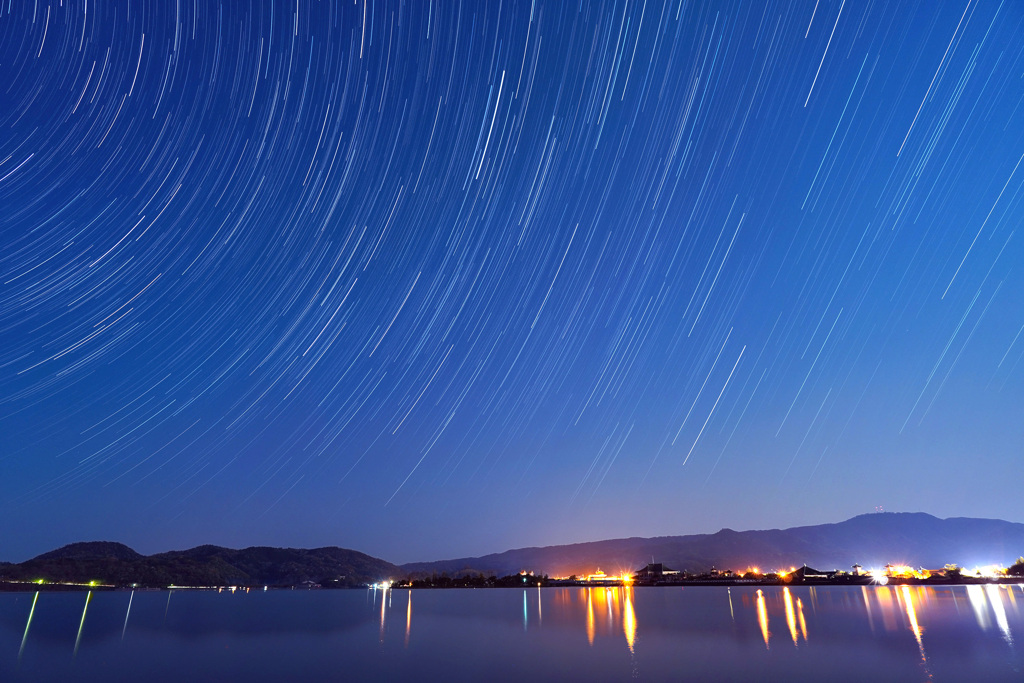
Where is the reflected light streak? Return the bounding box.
[586,589,595,646]
[623,587,636,654]
[986,585,1012,644]
[727,587,735,623]
[783,588,798,645]
[756,590,770,649]
[901,585,931,680]
[18,591,39,662]
[122,590,134,640]
[862,586,876,634]
[537,585,543,625]
[405,590,412,648]
[797,597,808,643]
[74,591,92,657]
[967,585,991,630]
[902,586,923,643]
[379,584,387,642]
[523,590,528,631]
[876,586,899,632]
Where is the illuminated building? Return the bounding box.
[585,569,618,583]
[634,562,681,583]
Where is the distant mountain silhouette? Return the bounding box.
[6,513,1022,588]
[33,541,144,562]
[401,513,1024,577]
[3,543,399,588]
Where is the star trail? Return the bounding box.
[2,0,1023,563]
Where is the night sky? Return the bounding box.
[3,0,1024,564]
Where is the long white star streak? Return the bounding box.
[682,345,745,467]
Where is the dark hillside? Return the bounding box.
[402,513,1024,577]
[4,542,399,588]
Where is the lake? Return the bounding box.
[2,584,1022,681]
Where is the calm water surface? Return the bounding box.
[1,584,1022,681]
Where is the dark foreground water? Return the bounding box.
[1,584,1022,681]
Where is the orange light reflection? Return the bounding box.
[900,585,931,679]
[796,596,808,643]
[405,590,411,648]
[783,588,798,645]
[623,587,636,653]
[756,589,770,649]
[586,588,595,646]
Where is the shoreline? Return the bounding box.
[4,576,1023,593]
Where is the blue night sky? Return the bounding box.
[2,1,1023,564]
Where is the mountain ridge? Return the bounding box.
[3,543,400,587]
[5,512,1023,587]
[400,513,1024,577]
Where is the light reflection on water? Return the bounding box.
[989,585,1013,644]
[622,587,636,653]
[120,591,133,641]
[3,585,1024,681]
[783,587,797,645]
[756,588,770,647]
[585,587,595,645]
[16,592,37,663]
[404,590,411,647]
[898,585,931,680]
[72,592,91,658]
[797,596,808,642]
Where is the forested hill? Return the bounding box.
[2,542,400,587]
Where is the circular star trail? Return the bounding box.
[2,1,1023,562]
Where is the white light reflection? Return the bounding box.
[122,590,134,640]
[967,585,992,630]
[18,591,39,662]
[74,591,92,657]
[986,585,1013,645]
